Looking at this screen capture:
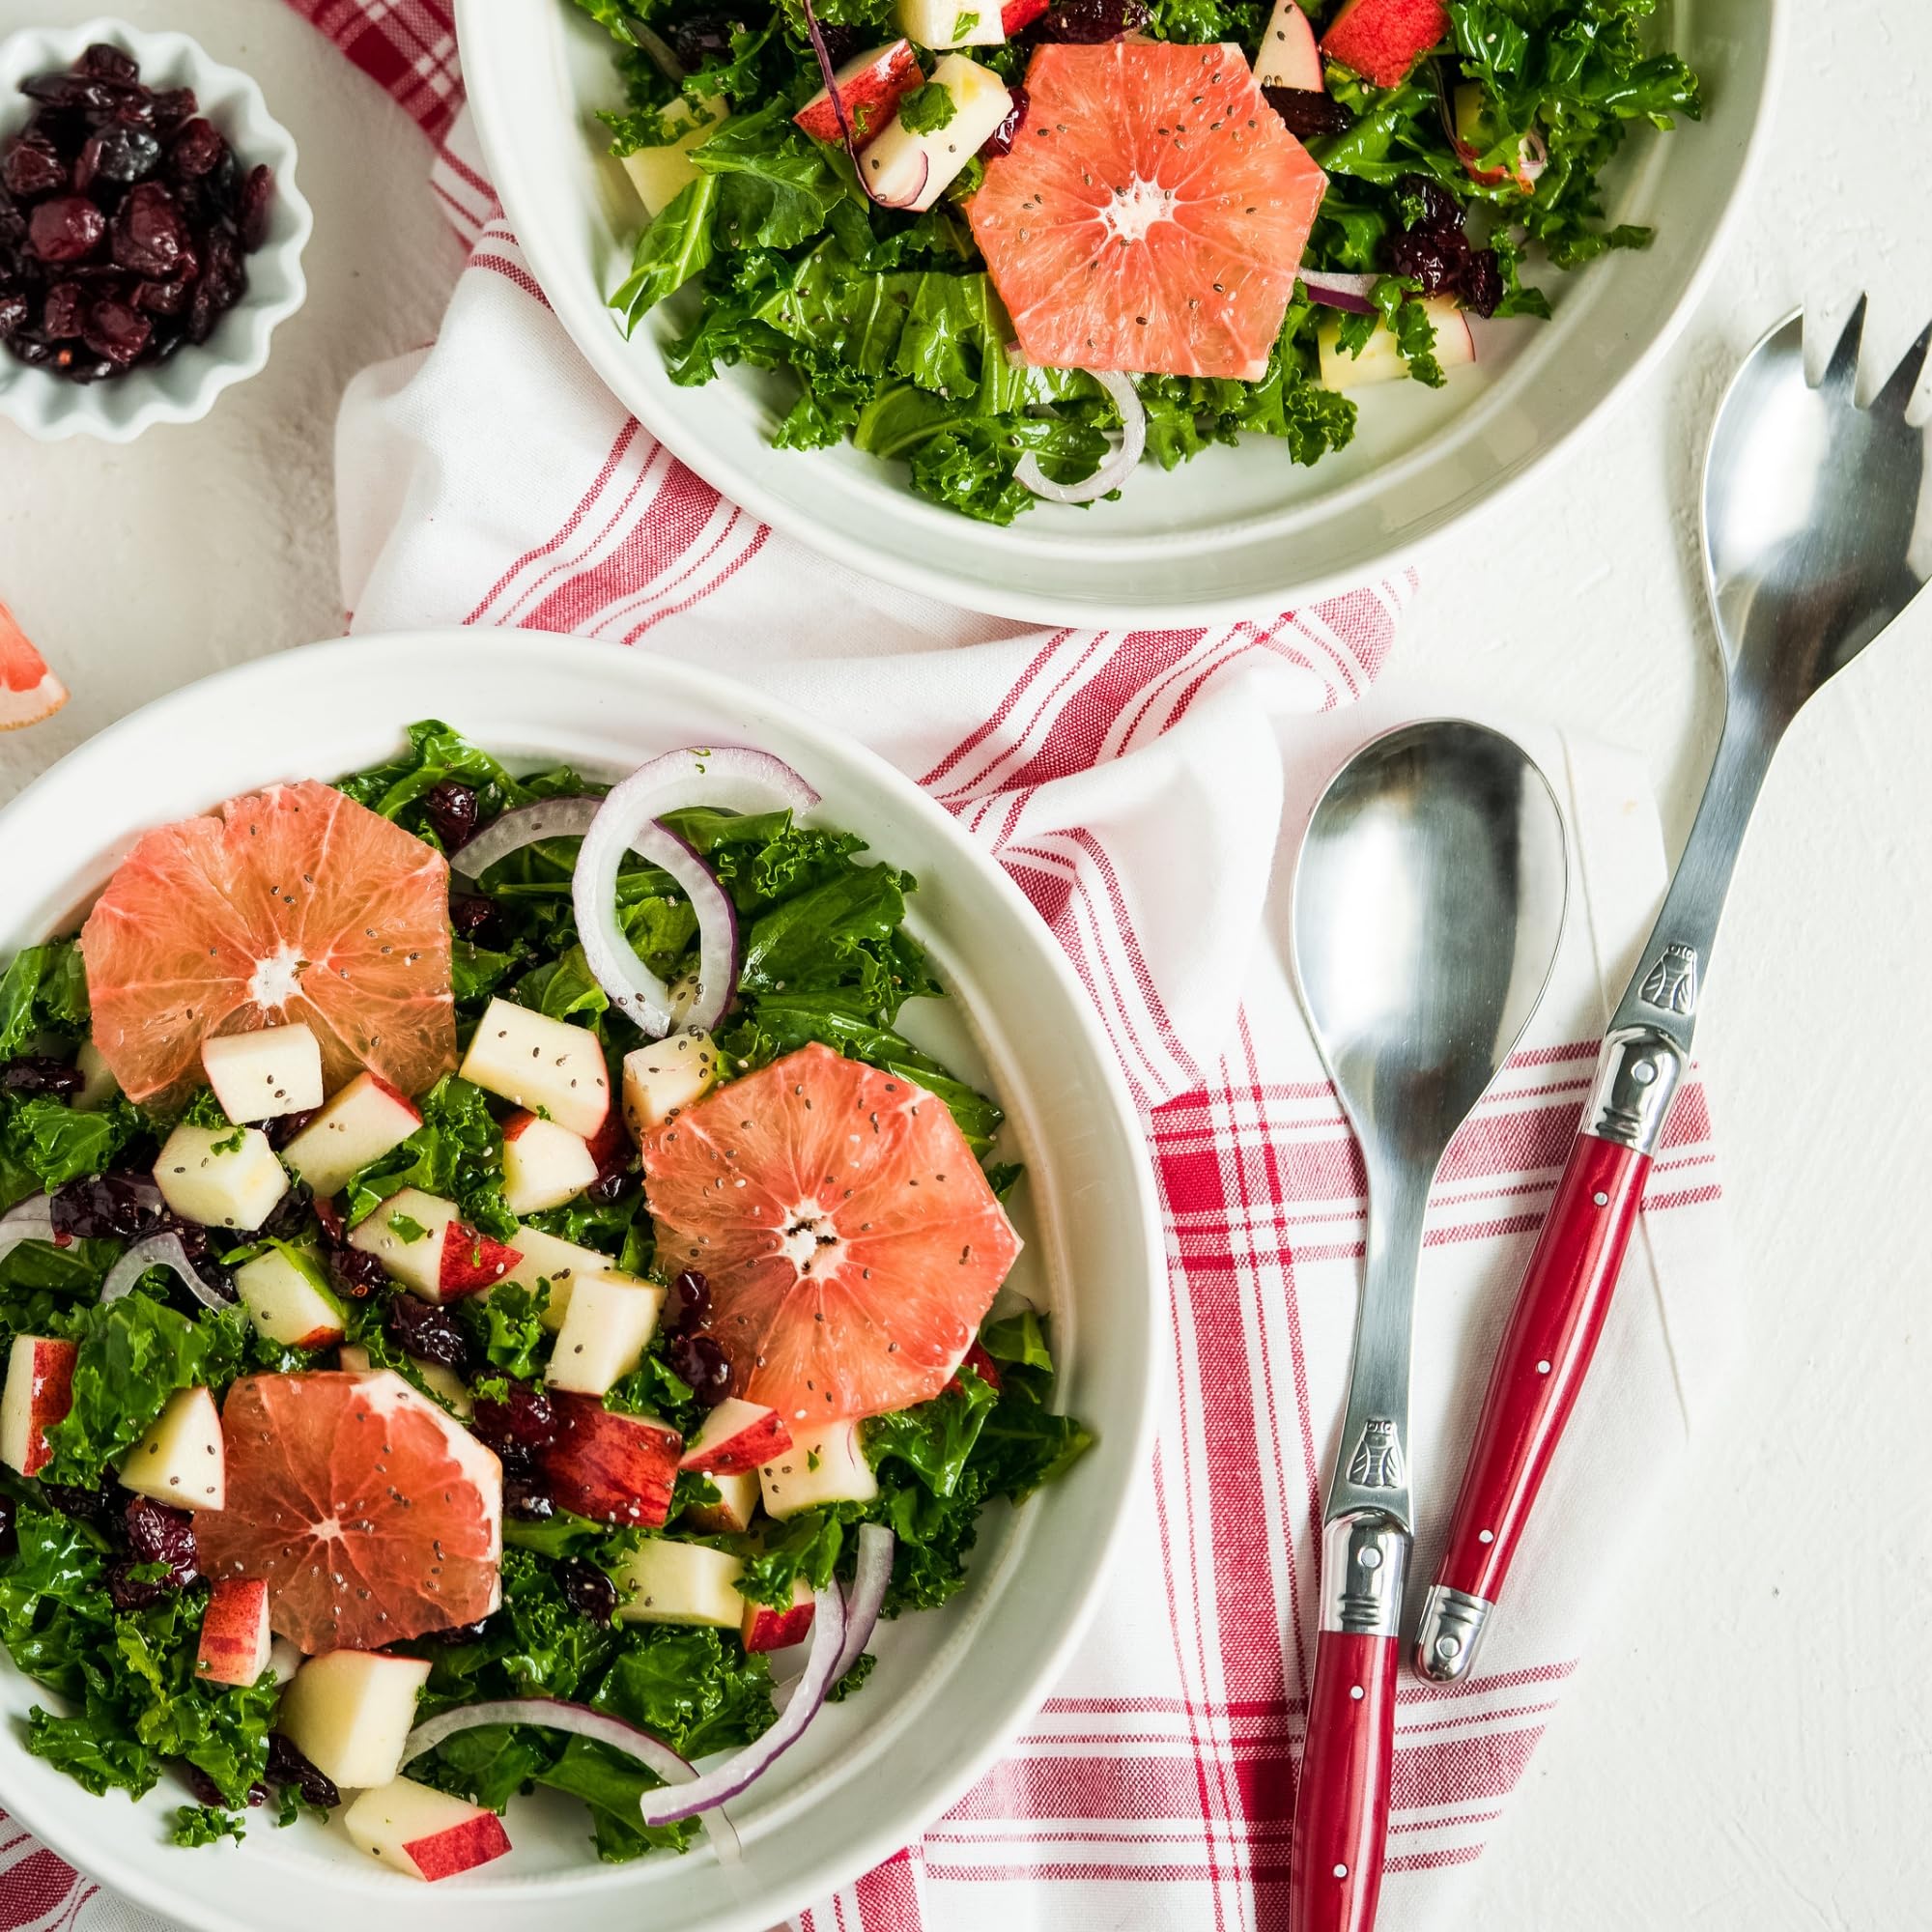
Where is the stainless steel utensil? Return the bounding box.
[1417,299,1932,1683]
[1287,721,1567,1932]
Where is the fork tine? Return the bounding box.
[1821,293,1868,390]
[1872,318,1932,417]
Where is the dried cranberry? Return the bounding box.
[668,1332,731,1407]
[388,1294,471,1373]
[166,118,227,184]
[27,195,104,264]
[80,124,161,188]
[1384,229,1459,296]
[311,1195,347,1243]
[1035,0,1149,40]
[1460,247,1503,318]
[419,781,480,851]
[327,1243,389,1300]
[79,43,141,85]
[1399,174,1463,237]
[817,22,864,68]
[267,1732,341,1810]
[109,181,185,275]
[448,895,507,945]
[0,293,25,341]
[504,1476,556,1522]
[420,1613,495,1645]
[256,1179,314,1241]
[82,296,148,364]
[669,1269,710,1335]
[21,73,136,118]
[264,1106,318,1150]
[10,333,55,367]
[1,1053,84,1097]
[668,14,737,68]
[981,86,1028,159]
[238,164,274,249]
[472,1379,559,1455]
[559,1557,619,1622]
[125,1495,198,1573]
[1262,85,1353,139]
[2,136,67,199]
[39,1478,120,1523]
[177,1761,268,1808]
[51,1171,161,1240]
[150,88,198,134]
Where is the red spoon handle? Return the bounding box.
[1290,1627,1398,1932]
[1417,1131,1649,1677]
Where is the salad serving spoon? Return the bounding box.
[1415,299,1932,1685]
[1288,721,1567,1932]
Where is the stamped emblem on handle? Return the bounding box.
[1347,1417,1405,1491]
[1638,942,1698,1016]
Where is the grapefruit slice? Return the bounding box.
[639,1042,1022,1424]
[965,41,1327,381]
[81,779,456,1103]
[0,602,68,732]
[197,1371,502,1653]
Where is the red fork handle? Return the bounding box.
[1414,1130,1650,1681]
[1291,1626,1398,1932]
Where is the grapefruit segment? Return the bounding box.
[0,602,68,732]
[81,779,456,1104]
[196,1371,501,1653]
[639,1042,1022,1424]
[966,42,1326,381]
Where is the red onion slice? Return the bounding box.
[448,797,603,879]
[1518,126,1548,188]
[1298,269,1379,315]
[0,1194,59,1263]
[404,1697,740,1861]
[866,153,929,212]
[571,748,820,1037]
[1015,368,1147,505]
[835,1523,894,1681]
[100,1233,231,1311]
[638,1582,846,1824]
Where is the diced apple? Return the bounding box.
[119,1386,225,1511]
[348,1187,459,1296]
[1451,81,1542,191]
[613,1537,746,1628]
[153,1123,289,1232]
[760,1420,879,1520]
[856,54,1012,212]
[896,0,1004,47]
[72,1037,118,1112]
[200,1023,325,1123]
[459,998,610,1139]
[413,1357,473,1420]
[620,96,729,221]
[337,1344,372,1373]
[278,1649,434,1790]
[0,1335,76,1477]
[1254,0,1322,89]
[1000,0,1048,31]
[741,1577,816,1653]
[795,39,924,144]
[1319,0,1447,89]
[234,1247,346,1350]
[281,1071,422,1198]
[196,1577,270,1688]
[270,1634,303,1686]
[537,1395,681,1526]
[438,1222,526,1301]
[679,1398,791,1477]
[344,1776,512,1883]
[502,1228,615,1330]
[545,1272,667,1398]
[500,1111,598,1216]
[682,1466,760,1535]
[620,1031,720,1140]
[1317,295,1474,389]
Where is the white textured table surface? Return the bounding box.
[4,2,1930,1926]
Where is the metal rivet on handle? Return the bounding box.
[1537,1360,1551,1375]
[1357,1547,1381,1570]
[1633,1060,1657,1085]
[1435,1634,1462,1661]
[1334,1865,1349,1880]
[1593,1190,1609,1207]
[1350,1685,1364,1701]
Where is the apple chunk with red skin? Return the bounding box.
[1320,0,1448,88]
[678,1398,790,1477]
[282,1070,422,1199]
[742,1577,815,1653]
[1001,0,1048,31]
[0,1335,76,1477]
[345,1776,512,1883]
[794,38,923,144]
[1254,0,1323,89]
[683,1467,759,1534]
[537,1394,682,1527]
[196,1577,271,1688]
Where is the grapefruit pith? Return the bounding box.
[197,1371,502,1653]
[81,779,456,1103]
[966,41,1327,381]
[639,1042,1022,1424]
[0,602,67,732]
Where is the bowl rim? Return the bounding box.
[0,627,1166,1932]
[0,14,315,443]
[455,0,1786,626]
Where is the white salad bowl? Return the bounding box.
[0,17,313,442]
[455,0,1779,625]
[0,630,1162,1932]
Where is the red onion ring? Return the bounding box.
[403,1697,740,1861]
[448,797,603,879]
[571,748,820,1037]
[865,153,929,212]
[1518,126,1548,188]
[100,1233,232,1311]
[0,1194,59,1263]
[638,1583,846,1824]
[1015,368,1147,505]
[774,1522,895,1711]
[1298,269,1379,315]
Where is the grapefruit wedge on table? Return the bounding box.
[81,779,456,1103]
[197,1371,502,1653]
[0,601,67,731]
[966,41,1327,382]
[639,1042,1022,1424]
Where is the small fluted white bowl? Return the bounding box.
[0,16,311,440]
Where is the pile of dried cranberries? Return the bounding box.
[0,44,275,383]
